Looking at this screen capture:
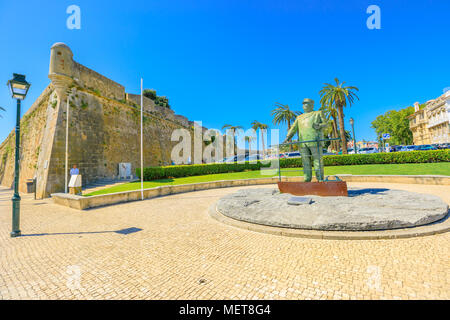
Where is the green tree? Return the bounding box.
[271,103,301,151]
[204,134,216,146]
[222,124,243,153]
[143,89,156,100]
[371,107,414,146]
[245,135,255,155]
[319,102,340,152]
[345,130,352,142]
[143,89,171,109]
[319,78,359,154]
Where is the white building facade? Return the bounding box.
[409,89,450,145]
[426,90,450,144]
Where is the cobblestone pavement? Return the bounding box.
[0,183,449,300]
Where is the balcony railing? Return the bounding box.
[410,119,427,128]
[427,117,449,128]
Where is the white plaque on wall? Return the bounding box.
[119,163,132,179]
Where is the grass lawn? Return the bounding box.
[84,162,450,196]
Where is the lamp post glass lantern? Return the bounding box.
[7,73,31,237]
[7,73,30,100]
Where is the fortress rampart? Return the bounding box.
[0,43,197,198]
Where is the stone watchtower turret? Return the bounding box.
[48,42,74,100]
[34,43,75,199]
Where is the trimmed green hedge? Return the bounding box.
[137,150,450,181]
[137,162,271,181]
[280,150,450,168]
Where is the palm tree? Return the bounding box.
[319,102,340,152]
[245,135,255,155]
[222,124,243,154]
[271,103,301,151]
[321,118,335,151]
[319,78,359,154]
[251,121,269,157]
[0,106,5,118]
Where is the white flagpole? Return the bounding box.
[140,78,144,201]
[65,93,70,193]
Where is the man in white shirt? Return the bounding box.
[69,164,82,195]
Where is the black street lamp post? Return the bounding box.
[7,74,31,238]
[349,117,357,154]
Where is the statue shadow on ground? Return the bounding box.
[347,188,390,197]
[20,227,143,237]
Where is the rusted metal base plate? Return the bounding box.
[278,181,348,197]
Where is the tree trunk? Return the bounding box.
[337,104,348,154]
[261,130,266,158]
[287,121,292,152]
[233,130,237,155]
[331,116,339,152]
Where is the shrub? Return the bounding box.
[143,89,156,100]
[137,161,271,181]
[136,150,449,181]
[143,89,171,109]
[323,150,449,166]
[279,150,449,168]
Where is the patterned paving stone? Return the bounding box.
[0,182,449,300]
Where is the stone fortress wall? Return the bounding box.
[0,86,53,194]
[74,62,125,101]
[0,42,198,199]
[125,93,190,127]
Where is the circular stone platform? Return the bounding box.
[216,188,449,231]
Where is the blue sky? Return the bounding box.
[0,0,449,144]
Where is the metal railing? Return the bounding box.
[273,136,341,182]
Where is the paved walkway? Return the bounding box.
[0,182,449,300]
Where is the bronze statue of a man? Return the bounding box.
[284,98,327,182]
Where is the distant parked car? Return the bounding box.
[400,145,417,152]
[219,154,266,163]
[359,147,378,154]
[285,152,301,158]
[415,144,438,151]
[347,148,361,154]
[437,143,450,150]
[220,156,236,163]
[245,154,263,161]
[219,155,244,163]
[389,145,402,152]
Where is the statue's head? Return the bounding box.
[302,98,314,113]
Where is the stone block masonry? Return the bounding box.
[0,42,198,198]
[125,93,189,127]
[0,86,53,192]
[74,62,125,101]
